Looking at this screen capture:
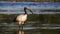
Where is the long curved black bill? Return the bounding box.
[27,9,33,14]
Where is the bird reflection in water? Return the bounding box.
[17,31,24,34]
[16,7,33,34]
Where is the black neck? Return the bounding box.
[24,8,27,14]
[24,10,27,14]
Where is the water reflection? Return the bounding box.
[18,31,24,34]
[0,14,60,34]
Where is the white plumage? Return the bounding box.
[16,7,33,25]
[16,14,27,24]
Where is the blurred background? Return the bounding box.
[0,0,60,2]
[0,0,60,34]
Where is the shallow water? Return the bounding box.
[0,10,60,34]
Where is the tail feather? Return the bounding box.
[13,17,17,22]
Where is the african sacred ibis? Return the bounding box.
[16,7,33,25]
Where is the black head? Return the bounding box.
[24,7,33,14]
[24,7,27,10]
